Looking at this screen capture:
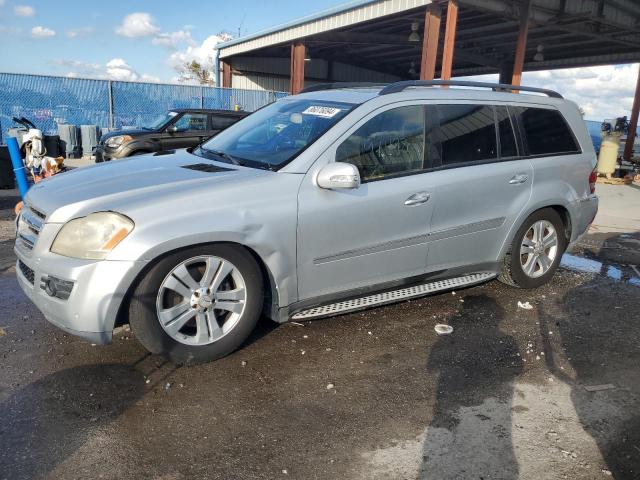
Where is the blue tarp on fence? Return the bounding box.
[0,72,288,136]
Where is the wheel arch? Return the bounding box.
[114,241,280,329]
[498,202,573,261]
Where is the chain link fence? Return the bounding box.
[0,72,288,137]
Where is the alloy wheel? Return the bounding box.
[156,255,247,345]
[519,220,559,278]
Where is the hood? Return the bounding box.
[100,128,155,141]
[26,150,270,223]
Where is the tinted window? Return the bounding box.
[427,105,497,166]
[173,113,207,132]
[336,105,425,181]
[496,106,518,158]
[211,115,238,130]
[517,107,580,155]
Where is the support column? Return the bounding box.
[290,41,306,95]
[512,0,532,87]
[440,0,459,81]
[623,64,640,162]
[221,61,232,88]
[420,5,442,80]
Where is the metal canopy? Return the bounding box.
[218,0,640,78]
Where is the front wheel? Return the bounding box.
[499,208,566,289]
[128,244,263,364]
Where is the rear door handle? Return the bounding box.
[509,174,529,184]
[404,192,431,206]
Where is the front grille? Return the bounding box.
[17,203,45,251]
[18,260,35,284]
[29,206,46,220]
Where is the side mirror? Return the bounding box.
[317,162,361,190]
[167,125,178,133]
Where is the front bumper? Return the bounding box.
[14,225,146,344]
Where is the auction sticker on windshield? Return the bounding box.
[302,106,342,118]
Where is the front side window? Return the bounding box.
[428,104,497,166]
[515,107,580,155]
[199,99,354,169]
[173,113,207,132]
[336,105,425,181]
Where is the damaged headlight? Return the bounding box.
[104,135,132,148]
[51,212,134,260]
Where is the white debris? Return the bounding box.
[303,335,308,339]
[517,301,533,310]
[434,324,453,335]
[241,360,247,367]
[602,469,613,476]
[326,383,334,390]
[584,384,615,392]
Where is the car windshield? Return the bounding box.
[196,99,354,169]
[145,111,178,130]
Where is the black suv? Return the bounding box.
[95,109,248,161]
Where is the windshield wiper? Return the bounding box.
[198,146,244,166]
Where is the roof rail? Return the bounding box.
[378,80,563,99]
[299,82,388,94]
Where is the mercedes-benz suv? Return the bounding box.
[15,81,598,363]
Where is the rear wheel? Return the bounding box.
[129,244,263,364]
[499,208,566,288]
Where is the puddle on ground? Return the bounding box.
[560,254,640,287]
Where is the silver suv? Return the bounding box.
[15,81,598,363]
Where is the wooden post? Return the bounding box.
[623,64,640,162]
[512,0,532,87]
[221,61,232,88]
[420,5,442,81]
[290,41,306,94]
[440,0,459,81]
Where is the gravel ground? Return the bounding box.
[1,188,639,480]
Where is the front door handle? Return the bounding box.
[404,192,431,206]
[509,173,529,184]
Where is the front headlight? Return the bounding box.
[51,212,134,260]
[105,135,132,148]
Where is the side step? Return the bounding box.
[291,272,495,320]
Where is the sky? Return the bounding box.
[0,0,637,121]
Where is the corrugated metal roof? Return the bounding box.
[219,0,433,58]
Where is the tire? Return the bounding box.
[128,244,263,364]
[498,208,567,289]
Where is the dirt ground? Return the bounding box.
[1,187,639,480]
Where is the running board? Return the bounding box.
[291,272,496,320]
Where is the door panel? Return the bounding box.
[297,169,437,300]
[426,160,533,270]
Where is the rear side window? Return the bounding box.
[427,105,497,166]
[210,115,238,130]
[336,105,425,181]
[515,107,580,155]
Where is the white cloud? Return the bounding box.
[167,33,232,79]
[31,26,55,38]
[116,12,160,38]
[461,63,640,121]
[67,26,94,38]
[54,57,160,83]
[152,29,195,49]
[14,4,34,16]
